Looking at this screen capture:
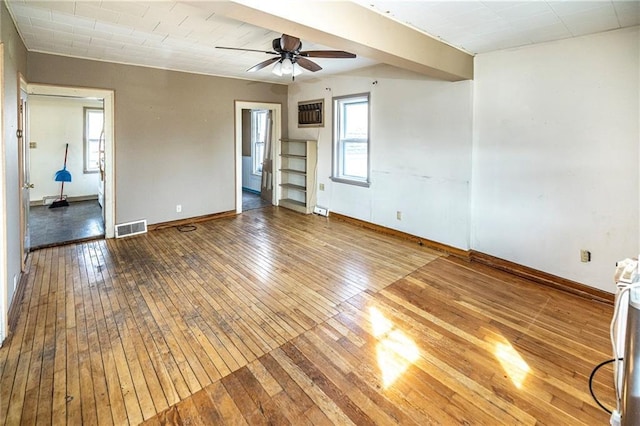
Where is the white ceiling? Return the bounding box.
[6,1,640,84]
[360,0,639,54]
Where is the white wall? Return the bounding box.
[472,27,639,293]
[242,156,261,192]
[288,65,473,249]
[29,95,101,202]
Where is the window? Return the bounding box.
[332,93,370,186]
[84,108,104,173]
[252,109,268,175]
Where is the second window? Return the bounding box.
[332,93,370,186]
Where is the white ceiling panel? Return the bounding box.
[524,22,573,44]
[561,5,621,36]
[6,0,639,84]
[494,2,554,19]
[53,10,95,28]
[99,1,149,17]
[361,0,639,54]
[548,0,612,16]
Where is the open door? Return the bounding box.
[18,83,30,268]
[260,110,273,203]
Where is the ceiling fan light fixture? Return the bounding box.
[281,58,293,74]
[292,63,303,76]
[272,60,283,76]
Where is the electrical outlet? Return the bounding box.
[396,211,402,220]
[319,183,325,191]
[176,204,182,213]
[580,249,591,263]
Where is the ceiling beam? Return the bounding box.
[207,0,474,81]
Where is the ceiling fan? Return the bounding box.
[216,34,356,79]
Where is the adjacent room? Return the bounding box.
[0,1,638,425]
[28,94,105,248]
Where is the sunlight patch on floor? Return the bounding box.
[370,307,420,389]
[495,340,530,389]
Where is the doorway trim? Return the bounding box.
[26,84,116,238]
[0,43,6,343]
[234,101,282,213]
[18,75,28,270]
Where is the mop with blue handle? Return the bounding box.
[50,143,72,208]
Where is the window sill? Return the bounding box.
[84,169,99,174]
[330,176,370,188]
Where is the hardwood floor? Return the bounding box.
[0,207,615,425]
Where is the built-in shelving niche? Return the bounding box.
[279,139,317,214]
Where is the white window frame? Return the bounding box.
[251,109,268,176]
[84,107,103,173]
[331,93,370,187]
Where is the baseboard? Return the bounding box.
[67,195,98,203]
[30,194,98,207]
[147,210,237,231]
[469,251,614,304]
[242,187,261,195]
[6,272,28,341]
[329,212,470,259]
[328,212,613,304]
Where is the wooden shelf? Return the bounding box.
[280,183,307,192]
[280,198,306,207]
[279,168,307,176]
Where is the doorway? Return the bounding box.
[28,95,105,248]
[234,101,282,214]
[22,84,115,251]
[241,108,273,211]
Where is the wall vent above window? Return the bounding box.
[115,219,147,238]
[298,99,324,127]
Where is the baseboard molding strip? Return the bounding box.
[6,272,28,344]
[469,250,614,304]
[328,212,613,304]
[242,187,261,195]
[147,210,237,231]
[31,194,98,206]
[329,212,470,259]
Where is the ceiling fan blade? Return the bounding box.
[299,50,356,58]
[247,57,281,72]
[295,57,322,72]
[216,46,278,55]
[280,34,301,52]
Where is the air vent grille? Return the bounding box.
[115,219,147,238]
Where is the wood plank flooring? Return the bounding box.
[1,207,440,425]
[0,207,616,424]
[145,256,616,425]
